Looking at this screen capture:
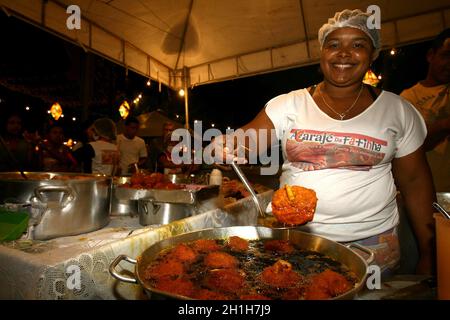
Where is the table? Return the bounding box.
[0,190,436,300]
[0,192,269,299]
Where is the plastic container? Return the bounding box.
[209,169,222,186]
[0,210,29,242]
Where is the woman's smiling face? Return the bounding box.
[320,27,375,87]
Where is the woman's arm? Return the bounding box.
[208,108,277,163]
[240,108,278,157]
[392,146,436,275]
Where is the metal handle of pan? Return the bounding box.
[142,197,161,216]
[433,202,450,219]
[230,161,266,218]
[345,243,375,265]
[33,185,75,208]
[109,254,138,284]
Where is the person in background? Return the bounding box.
[38,125,77,172]
[158,132,200,175]
[149,121,175,172]
[73,118,119,175]
[207,9,436,276]
[401,28,450,192]
[117,116,148,174]
[0,113,35,172]
[158,133,183,174]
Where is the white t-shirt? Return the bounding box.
[265,88,427,242]
[117,134,148,174]
[401,83,450,191]
[89,140,119,175]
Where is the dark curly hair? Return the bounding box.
[431,28,450,51]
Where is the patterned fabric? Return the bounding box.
[0,191,271,299]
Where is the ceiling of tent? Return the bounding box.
[117,110,184,137]
[1,0,449,89]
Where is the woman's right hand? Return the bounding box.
[203,135,235,164]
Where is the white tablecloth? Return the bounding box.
[0,189,435,300]
[0,192,270,299]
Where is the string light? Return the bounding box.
[146,79,151,86]
[119,101,130,119]
[25,106,30,111]
[363,69,379,87]
[72,117,76,121]
[390,48,397,55]
[178,89,185,97]
[211,123,215,127]
[50,102,63,120]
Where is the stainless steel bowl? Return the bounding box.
[137,198,191,226]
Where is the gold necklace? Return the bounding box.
[318,84,364,120]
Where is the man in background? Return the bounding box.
[401,28,450,191]
[0,113,35,172]
[117,116,147,174]
[38,125,78,172]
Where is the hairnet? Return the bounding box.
[318,9,381,60]
[93,118,117,141]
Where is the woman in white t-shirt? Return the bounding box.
[208,9,436,276]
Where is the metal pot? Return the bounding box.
[165,174,189,184]
[0,172,111,240]
[111,176,138,216]
[138,197,190,226]
[110,226,374,300]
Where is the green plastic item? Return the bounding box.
[0,210,30,242]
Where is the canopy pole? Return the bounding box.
[184,67,190,130]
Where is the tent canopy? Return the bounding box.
[117,110,183,137]
[1,0,449,89]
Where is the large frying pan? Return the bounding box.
[109,226,374,300]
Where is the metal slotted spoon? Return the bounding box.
[230,161,296,229]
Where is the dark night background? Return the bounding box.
[0,11,431,141]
